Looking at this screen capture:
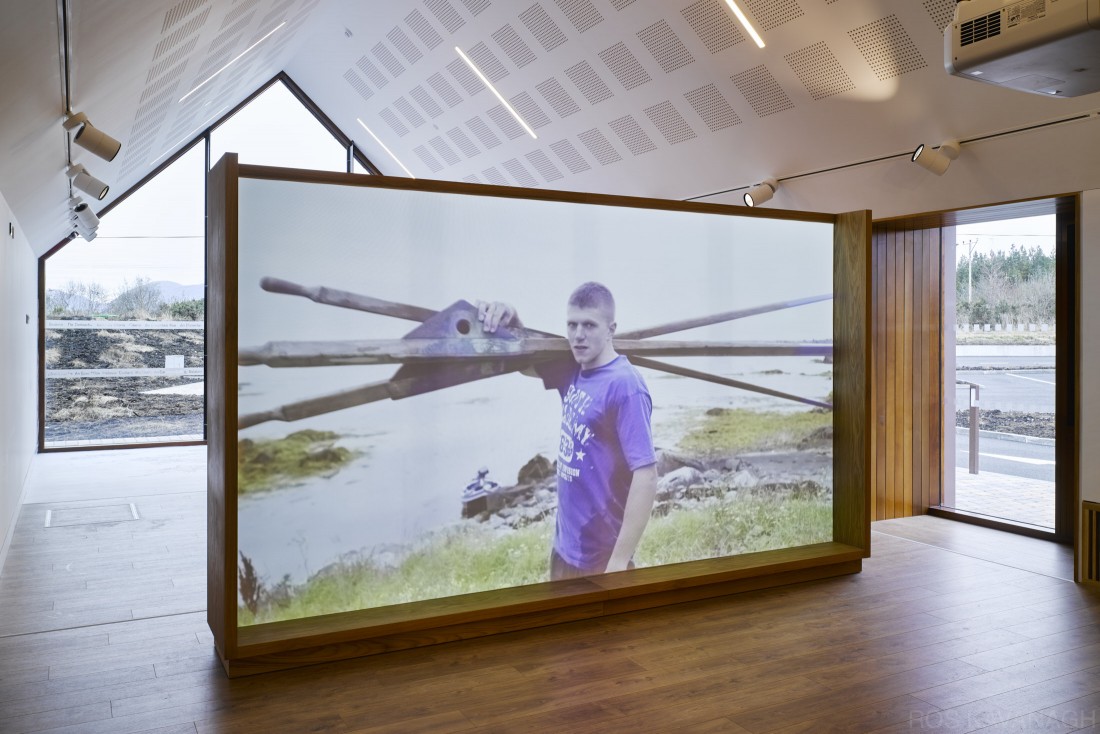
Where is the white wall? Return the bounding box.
[0,189,39,574]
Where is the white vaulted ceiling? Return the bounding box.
[2,0,1099,256]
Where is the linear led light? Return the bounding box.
[722,0,765,48]
[179,22,287,102]
[357,118,415,178]
[455,46,537,140]
[150,105,231,165]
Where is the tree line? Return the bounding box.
[955,244,1054,326]
[46,277,204,321]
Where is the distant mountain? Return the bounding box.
[150,281,205,302]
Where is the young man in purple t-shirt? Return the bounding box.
[478,283,658,580]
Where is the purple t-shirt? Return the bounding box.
[540,355,655,571]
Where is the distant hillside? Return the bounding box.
[150,281,204,302]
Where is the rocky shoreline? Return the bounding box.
[466,430,833,532]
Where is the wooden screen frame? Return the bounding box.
[207,154,871,676]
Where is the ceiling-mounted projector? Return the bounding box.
[946,0,1100,97]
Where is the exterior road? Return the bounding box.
[955,431,1054,482]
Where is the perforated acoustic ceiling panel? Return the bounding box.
[447,126,480,157]
[428,72,463,107]
[848,14,927,80]
[393,96,425,127]
[732,65,795,117]
[520,4,569,52]
[388,26,423,65]
[492,24,537,68]
[643,101,696,145]
[742,0,804,32]
[536,77,581,118]
[425,0,466,34]
[550,139,591,174]
[684,82,741,132]
[784,42,854,100]
[578,128,622,165]
[429,135,461,165]
[598,42,651,91]
[526,149,564,181]
[682,0,745,55]
[565,60,614,105]
[636,20,695,74]
[413,144,443,172]
[923,0,958,32]
[461,0,490,16]
[509,92,552,128]
[446,57,485,96]
[486,104,526,139]
[608,115,657,156]
[343,68,373,101]
[357,55,388,88]
[379,107,409,137]
[481,165,507,185]
[502,157,538,186]
[406,9,443,49]
[466,115,502,149]
[467,41,509,82]
[410,85,444,118]
[554,0,604,34]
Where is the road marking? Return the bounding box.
[1007,372,1055,385]
[959,450,1056,466]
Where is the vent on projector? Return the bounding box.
[947,0,1100,97]
[959,10,1001,45]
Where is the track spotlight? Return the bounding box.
[71,228,98,242]
[911,139,960,176]
[71,200,100,230]
[743,178,777,207]
[62,112,122,162]
[67,164,109,200]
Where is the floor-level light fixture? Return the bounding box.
[455,46,537,139]
[911,139,960,176]
[743,178,778,207]
[62,112,122,162]
[722,0,766,48]
[67,164,109,200]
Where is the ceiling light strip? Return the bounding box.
[722,0,765,48]
[179,21,287,102]
[455,46,538,140]
[150,106,231,165]
[357,119,415,178]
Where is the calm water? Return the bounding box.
[237,356,831,583]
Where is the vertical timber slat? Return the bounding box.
[870,220,942,519]
[834,210,872,554]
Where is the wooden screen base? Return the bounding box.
[220,543,862,677]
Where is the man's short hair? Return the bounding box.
[568,282,615,320]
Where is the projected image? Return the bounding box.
[235,179,834,625]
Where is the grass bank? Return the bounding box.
[240,489,831,625]
[677,407,832,455]
[955,331,1055,345]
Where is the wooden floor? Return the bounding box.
[1,450,1099,733]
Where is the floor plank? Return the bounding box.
[2,449,1100,733]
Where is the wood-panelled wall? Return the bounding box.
[871,221,942,520]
